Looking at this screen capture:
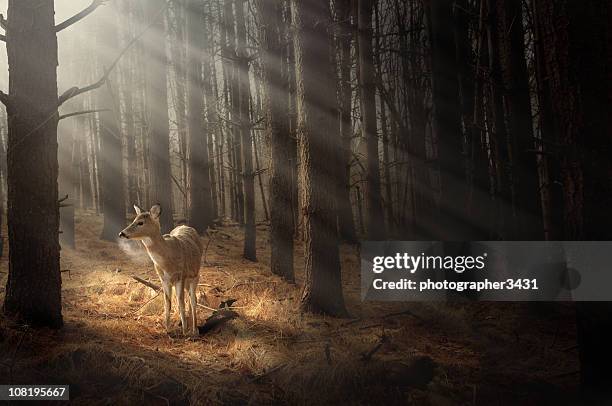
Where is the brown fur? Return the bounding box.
[120,205,203,335]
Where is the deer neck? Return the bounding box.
[141,232,169,265]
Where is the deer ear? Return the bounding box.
[133,204,143,215]
[150,204,162,220]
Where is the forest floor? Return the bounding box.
[0,211,579,405]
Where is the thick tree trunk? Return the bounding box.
[292,0,347,316]
[258,0,294,280]
[358,0,385,241]
[186,0,214,234]
[234,0,256,261]
[144,0,174,232]
[3,0,62,328]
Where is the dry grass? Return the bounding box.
[0,211,579,405]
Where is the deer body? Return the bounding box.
[120,205,203,335]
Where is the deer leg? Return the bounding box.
[175,280,187,335]
[189,278,198,335]
[162,281,172,332]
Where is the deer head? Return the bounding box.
[119,204,162,240]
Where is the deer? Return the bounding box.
[119,204,203,336]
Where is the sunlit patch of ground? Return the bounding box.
[0,211,579,404]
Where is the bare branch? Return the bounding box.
[0,34,5,42]
[58,81,106,106]
[59,109,108,121]
[0,14,6,31]
[55,0,106,33]
[170,174,187,199]
[57,2,169,107]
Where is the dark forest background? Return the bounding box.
[0,0,610,402]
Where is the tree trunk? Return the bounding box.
[234,0,256,261]
[358,0,385,240]
[530,0,562,241]
[534,0,612,400]
[170,0,189,218]
[485,0,514,239]
[427,0,469,239]
[186,0,214,234]
[224,0,244,225]
[336,0,357,243]
[454,0,489,239]
[143,0,174,232]
[121,0,139,209]
[3,0,62,328]
[58,124,75,248]
[292,0,347,316]
[258,0,294,280]
[374,2,393,235]
[98,4,126,242]
[494,0,542,239]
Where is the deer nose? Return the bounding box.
[119,231,128,239]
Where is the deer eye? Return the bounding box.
[137,221,144,226]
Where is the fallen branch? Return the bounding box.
[59,109,108,121]
[55,0,106,33]
[132,276,161,292]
